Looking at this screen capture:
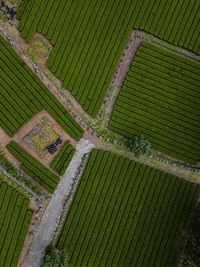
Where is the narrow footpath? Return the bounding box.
[21,139,95,267]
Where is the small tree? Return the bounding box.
[128,135,151,157]
[41,245,68,267]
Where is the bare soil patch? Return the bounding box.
[12,110,77,167]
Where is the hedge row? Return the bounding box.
[50,141,75,176]
[7,142,59,193]
[0,174,32,267]
[56,150,200,267]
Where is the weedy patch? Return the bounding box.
[28,38,51,63]
[24,117,59,158]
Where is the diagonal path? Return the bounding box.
[22,139,95,267]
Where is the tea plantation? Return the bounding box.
[18,0,200,116]
[0,174,32,267]
[110,42,200,165]
[50,141,75,176]
[0,35,83,140]
[7,142,59,193]
[57,150,200,267]
[0,0,200,266]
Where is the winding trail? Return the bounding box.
[22,139,95,267]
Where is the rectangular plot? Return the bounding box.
[110,42,200,164]
[57,150,200,267]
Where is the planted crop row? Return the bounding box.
[50,141,75,176]
[0,174,32,267]
[0,36,83,140]
[18,0,200,116]
[56,150,200,267]
[110,42,200,164]
[7,142,59,193]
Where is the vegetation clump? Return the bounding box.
[182,204,200,266]
[41,245,68,267]
[128,135,151,157]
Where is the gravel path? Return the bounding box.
[22,139,95,267]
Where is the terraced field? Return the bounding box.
[0,35,83,140]
[110,42,200,165]
[18,0,200,116]
[0,174,32,267]
[50,141,75,176]
[7,142,59,193]
[57,150,200,267]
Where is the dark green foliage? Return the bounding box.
[0,174,32,267]
[41,245,69,267]
[128,135,151,157]
[57,150,200,267]
[50,142,75,176]
[18,0,200,116]
[0,35,83,140]
[7,142,59,193]
[110,42,200,164]
[182,204,200,266]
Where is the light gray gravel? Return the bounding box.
[22,139,95,267]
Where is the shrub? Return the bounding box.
[128,135,151,157]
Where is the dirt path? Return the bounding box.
[98,30,143,126]
[21,139,95,267]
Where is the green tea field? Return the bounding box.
[0,174,32,267]
[18,0,200,116]
[50,141,75,176]
[57,150,199,267]
[0,35,83,140]
[7,142,59,193]
[110,42,200,164]
[0,1,200,266]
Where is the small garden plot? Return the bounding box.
[50,141,75,176]
[110,41,200,165]
[57,150,200,267]
[28,37,51,63]
[24,117,60,158]
[32,125,58,150]
[0,173,32,267]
